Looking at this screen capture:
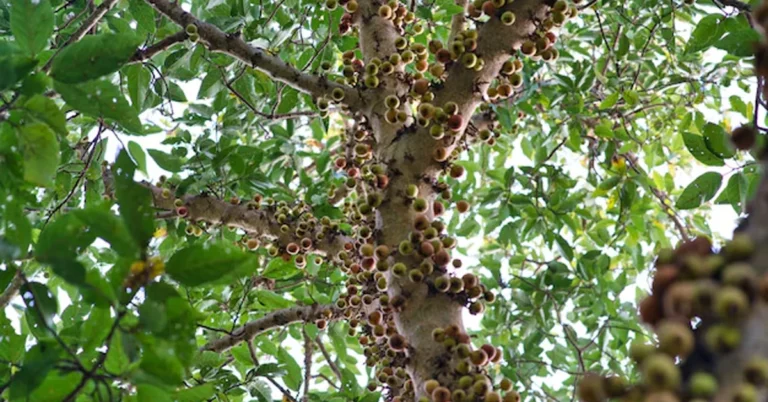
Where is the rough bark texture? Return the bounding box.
[355,0,551,396]
[146,183,350,258]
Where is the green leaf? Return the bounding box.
[10,0,53,55]
[105,331,130,374]
[18,122,59,187]
[81,306,112,351]
[128,0,156,33]
[0,46,38,91]
[148,149,185,172]
[600,92,619,109]
[23,95,67,136]
[50,33,142,83]
[554,234,574,261]
[114,150,155,249]
[254,290,294,309]
[359,393,382,402]
[715,28,760,57]
[263,257,301,279]
[623,90,639,107]
[26,371,82,402]
[139,343,185,385]
[3,201,32,259]
[73,206,140,258]
[686,14,724,54]
[174,384,215,402]
[128,140,148,175]
[54,80,144,134]
[165,242,254,286]
[36,214,95,262]
[278,347,302,391]
[682,132,724,166]
[702,123,735,159]
[126,64,152,111]
[137,384,173,402]
[20,282,58,336]
[594,119,613,138]
[9,342,58,399]
[676,172,723,210]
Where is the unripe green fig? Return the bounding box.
[461,52,477,68]
[629,340,655,365]
[642,354,680,391]
[715,286,750,322]
[744,358,768,386]
[331,87,345,101]
[657,321,694,358]
[385,95,400,109]
[185,24,198,34]
[392,262,407,276]
[501,11,516,25]
[413,197,428,212]
[576,373,606,402]
[689,371,717,398]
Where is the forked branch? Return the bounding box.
[144,0,362,109]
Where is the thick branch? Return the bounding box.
[449,0,469,42]
[129,30,188,63]
[201,304,339,352]
[144,0,362,109]
[145,183,350,257]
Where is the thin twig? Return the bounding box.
[129,30,189,63]
[315,335,342,381]
[46,128,103,225]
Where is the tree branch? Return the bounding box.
[216,66,322,123]
[144,182,351,258]
[302,327,312,402]
[144,0,362,109]
[315,335,342,382]
[43,0,119,71]
[129,30,189,63]
[201,304,340,352]
[0,268,24,310]
[449,0,469,42]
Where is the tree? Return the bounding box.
[0,0,765,399]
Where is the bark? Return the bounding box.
[202,304,340,352]
[0,269,24,310]
[129,30,189,63]
[144,0,363,110]
[684,158,768,401]
[145,183,351,258]
[354,0,551,397]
